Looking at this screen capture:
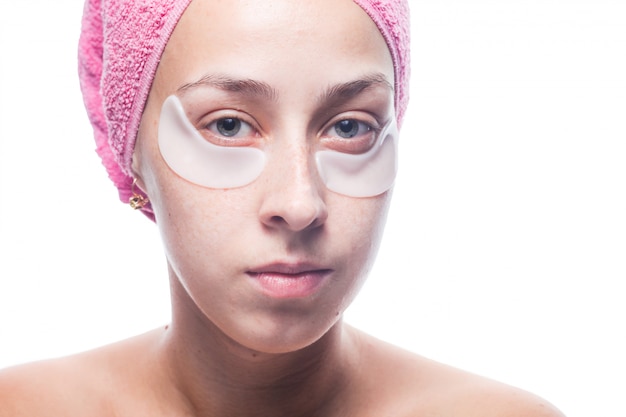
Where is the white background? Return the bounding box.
[1,1,624,416]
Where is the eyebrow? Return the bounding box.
[176,72,393,103]
[177,74,279,101]
[317,73,394,105]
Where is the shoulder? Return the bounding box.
[0,357,105,417]
[439,372,566,417]
[349,328,565,417]
[0,328,164,417]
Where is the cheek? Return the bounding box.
[137,141,230,276]
[330,192,392,267]
[153,180,243,266]
[325,194,392,313]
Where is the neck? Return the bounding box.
[157,276,356,417]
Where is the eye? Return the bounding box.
[331,119,371,139]
[200,114,258,146]
[215,118,243,137]
[322,118,379,154]
[208,117,254,138]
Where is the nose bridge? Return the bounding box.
[258,130,328,231]
[279,139,317,190]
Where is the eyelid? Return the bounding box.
[196,110,262,146]
[319,113,382,154]
[322,111,382,133]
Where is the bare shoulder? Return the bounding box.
[0,355,103,417]
[0,328,163,417]
[349,328,565,417]
[433,369,566,417]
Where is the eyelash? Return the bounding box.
[321,117,382,154]
[199,112,260,146]
[197,111,382,153]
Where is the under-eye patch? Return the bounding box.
[158,96,266,188]
[158,95,398,197]
[316,122,398,197]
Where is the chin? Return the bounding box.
[222,310,344,356]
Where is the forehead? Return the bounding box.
[154,0,394,98]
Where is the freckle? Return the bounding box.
[164,324,169,330]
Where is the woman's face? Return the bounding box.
[134,0,395,353]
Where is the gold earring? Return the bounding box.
[129,179,149,210]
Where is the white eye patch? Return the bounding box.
[158,95,398,197]
[316,122,398,197]
[158,96,266,188]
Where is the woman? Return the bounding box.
[0,0,564,416]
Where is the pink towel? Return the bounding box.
[78,0,410,217]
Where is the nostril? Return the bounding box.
[270,215,285,225]
[275,212,317,231]
[261,198,327,232]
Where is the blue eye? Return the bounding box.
[216,118,242,137]
[205,117,255,141]
[331,119,372,139]
[323,118,379,154]
[335,120,360,138]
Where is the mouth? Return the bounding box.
[246,263,333,299]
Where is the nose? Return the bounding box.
[258,147,328,232]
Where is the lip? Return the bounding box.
[246,262,333,299]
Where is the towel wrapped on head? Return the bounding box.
[78,0,410,219]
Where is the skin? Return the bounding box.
[0,0,565,416]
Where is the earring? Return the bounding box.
[129,179,149,210]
